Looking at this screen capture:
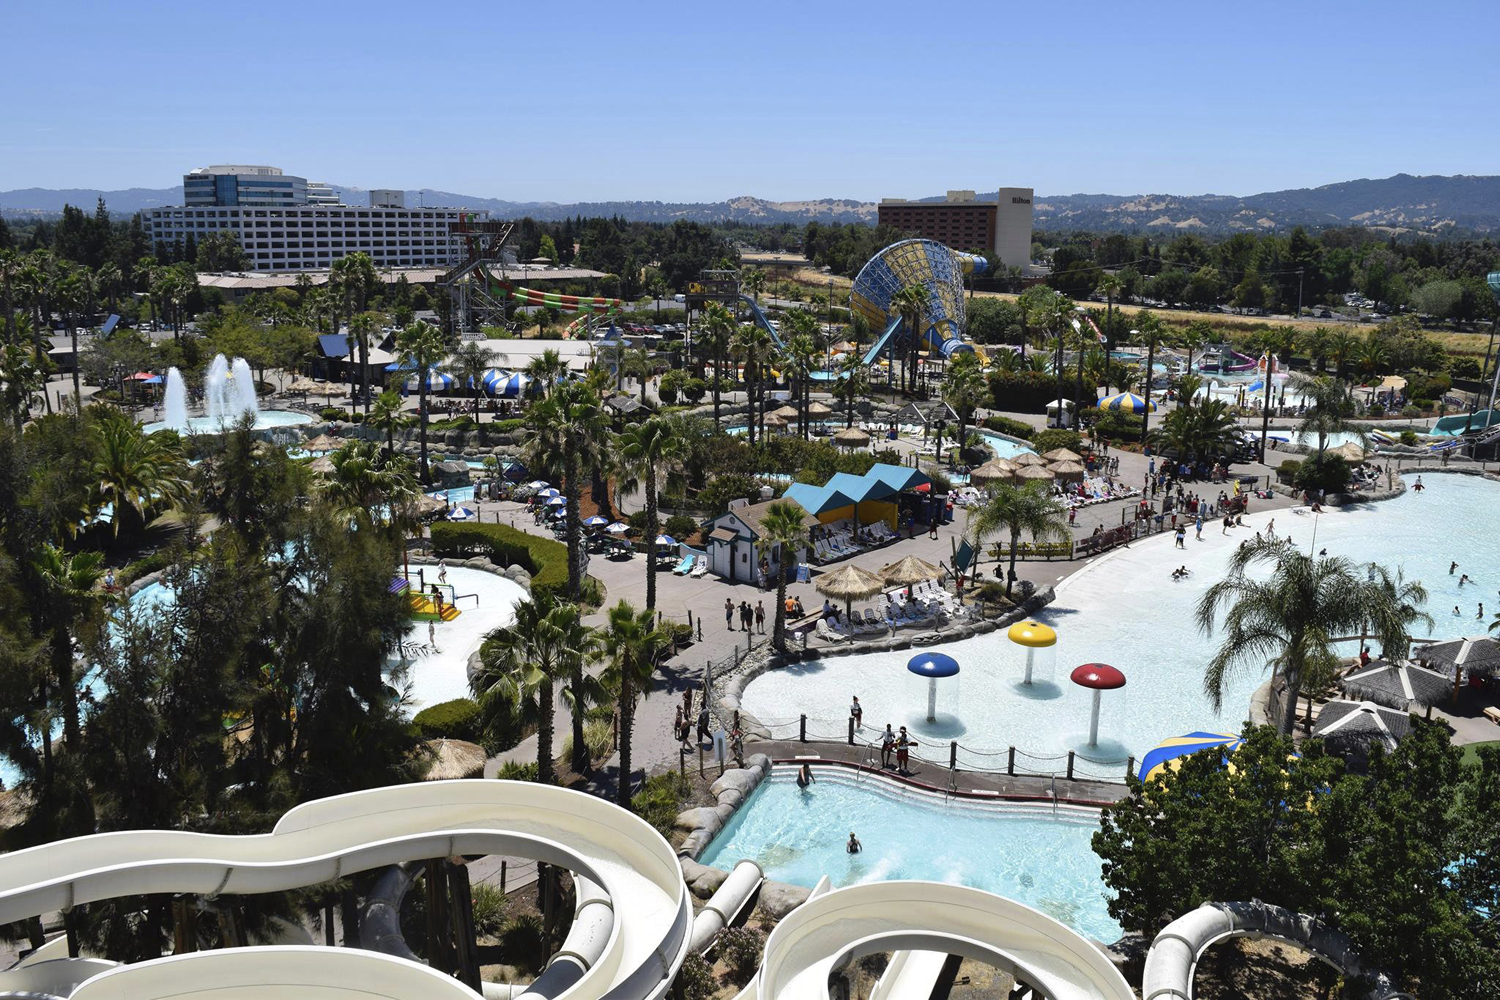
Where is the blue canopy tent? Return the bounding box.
[404,370,455,392]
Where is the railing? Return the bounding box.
[753,714,1135,785]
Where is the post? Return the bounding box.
[499,860,507,894]
[425,859,451,974]
[799,713,807,743]
[324,902,335,946]
[698,744,704,776]
[949,740,958,770]
[340,888,360,947]
[1007,746,1015,776]
[447,863,482,991]
[847,717,855,745]
[172,896,197,954]
[1066,750,1076,781]
[1126,756,1135,781]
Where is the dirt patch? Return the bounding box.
[1193,936,1342,999]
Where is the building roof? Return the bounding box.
[825,471,899,503]
[318,334,351,358]
[783,482,855,515]
[708,527,739,543]
[196,264,608,291]
[864,462,932,494]
[723,499,816,539]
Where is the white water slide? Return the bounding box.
[0,781,692,1000]
[737,880,1133,1000]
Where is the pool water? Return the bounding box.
[700,768,1120,943]
[144,409,313,434]
[978,432,1036,461]
[431,485,476,504]
[740,474,1500,767]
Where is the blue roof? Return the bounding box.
[783,482,855,515]
[864,463,931,493]
[318,334,350,358]
[827,471,899,503]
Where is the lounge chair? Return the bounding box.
[862,608,884,633]
[815,619,848,644]
[689,555,708,578]
[671,554,694,575]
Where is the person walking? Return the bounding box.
[880,724,896,768]
[1195,515,1203,541]
[428,620,438,652]
[725,597,734,632]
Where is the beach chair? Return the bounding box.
[671,554,694,576]
[862,608,884,633]
[815,619,848,644]
[690,555,708,578]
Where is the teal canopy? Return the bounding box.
[783,483,856,515]
[864,462,931,494]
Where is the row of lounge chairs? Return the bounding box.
[813,582,974,644]
[671,554,709,578]
[810,519,899,565]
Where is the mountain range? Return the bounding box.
[3,174,1498,235]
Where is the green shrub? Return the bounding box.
[1400,430,1419,446]
[119,549,177,586]
[717,926,765,984]
[1293,454,1352,493]
[319,407,349,422]
[412,698,482,742]
[500,913,548,974]
[674,953,716,1000]
[694,473,762,517]
[1031,429,1083,455]
[928,469,953,495]
[495,760,539,782]
[971,581,1012,606]
[1089,410,1143,442]
[680,377,707,404]
[1277,459,1302,483]
[470,883,507,938]
[981,414,1034,439]
[1405,372,1451,403]
[429,522,567,598]
[1401,405,1422,418]
[427,416,474,432]
[663,513,699,541]
[631,771,691,838]
[1370,403,1385,417]
[561,720,615,766]
[492,418,524,433]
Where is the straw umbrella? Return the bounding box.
[815,564,886,623]
[303,433,342,453]
[770,404,800,421]
[807,401,833,418]
[1011,451,1048,467]
[1050,460,1087,483]
[1015,464,1056,484]
[1041,447,1083,464]
[308,455,336,475]
[970,459,1017,486]
[833,427,871,450]
[286,376,324,401]
[1412,635,1500,703]
[762,413,788,433]
[1329,441,1366,463]
[1340,660,1451,716]
[880,555,943,587]
[419,738,486,780]
[1312,700,1412,756]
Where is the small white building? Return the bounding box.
[705,499,814,586]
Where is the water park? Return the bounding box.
[2,228,1498,1000]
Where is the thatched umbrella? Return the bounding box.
[1412,634,1500,703]
[970,459,1017,486]
[1041,447,1083,464]
[770,404,800,421]
[304,433,342,453]
[762,413,788,432]
[815,563,886,622]
[1329,441,1367,463]
[880,555,943,587]
[833,427,871,449]
[1011,451,1048,467]
[1340,660,1451,716]
[832,341,857,353]
[807,401,833,418]
[308,455,336,475]
[286,376,324,395]
[1015,464,1056,484]
[1312,700,1411,756]
[416,495,447,516]
[1050,460,1087,483]
[419,738,486,780]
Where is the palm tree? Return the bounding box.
[55,263,92,410]
[1357,335,1390,378]
[1097,273,1123,392]
[31,544,105,749]
[699,301,734,429]
[0,340,46,430]
[1149,398,1242,465]
[1179,320,1213,375]
[889,284,930,392]
[781,310,820,435]
[324,439,415,523]
[94,262,122,316]
[834,350,870,430]
[741,267,766,305]
[600,600,672,807]
[331,253,380,414]
[451,341,500,423]
[367,389,405,461]
[88,408,190,539]
[1327,331,1358,379]
[524,348,567,399]
[619,415,689,611]
[730,321,773,444]
[942,352,988,465]
[474,593,599,784]
[523,381,607,600]
[970,481,1071,597]
[621,346,654,406]
[759,500,810,651]
[1134,312,1170,444]
[1197,540,1430,735]
[1293,375,1365,478]
[394,321,447,481]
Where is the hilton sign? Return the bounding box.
[1011,197,1031,204]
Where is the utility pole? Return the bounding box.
[1297,269,1304,318]
[1259,351,1274,463]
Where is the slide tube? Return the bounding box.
[689,860,763,954]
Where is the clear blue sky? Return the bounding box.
[2,0,1495,202]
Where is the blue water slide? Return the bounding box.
[738,295,788,351]
[862,315,903,367]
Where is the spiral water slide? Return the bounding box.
[850,239,987,363]
[0,781,691,1000]
[734,881,1133,1000]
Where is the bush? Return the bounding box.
[429,522,568,598]
[1088,409,1143,442]
[680,377,707,404]
[1293,454,1352,494]
[631,771,691,838]
[412,698,482,742]
[495,760,539,782]
[988,369,1088,413]
[1400,429,1419,446]
[119,549,177,586]
[499,913,548,974]
[1370,403,1385,417]
[981,414,1034,439]
[1277,459,1302,484]
[426,416,474,432]
[674,953,716,1000]
[561,720,615,767]
[492,418,524,433]
[717,926,765,984]
[663,514,700,542]
[1401,405,1423,418]
[319,407,350,422]
[1031,429,1083,455]
[1405,371,1451,403]
[928,469,954,495]
[694,473,763,517]
[971,581,1013,606]
[470,883,507,938]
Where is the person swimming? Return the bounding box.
[796,763,815,789]
[846,832,862,854]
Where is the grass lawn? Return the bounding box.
[1461,739,1500,767]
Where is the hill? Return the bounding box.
[4,174,1498,235]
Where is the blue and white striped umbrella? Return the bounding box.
[583,515,609,527]
[488,372,531,398]
[479,368,509,395]
[406,370,455,392]
[546,496,567,507]
[537,488,561,499]
[655,534,676,547]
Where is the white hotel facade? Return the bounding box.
[145,165,485,272]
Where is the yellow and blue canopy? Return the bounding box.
[1096,392,1156,414]
[1137,731,1242,781]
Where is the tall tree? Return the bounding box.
[600,600,671,807]
[88,407,190,539]
[29,544,105,752]
[759,500,810,651]
[331,253,380,415]
[730,322,773,445]
[619,415,689,612]
[451,341,500,424]
[889,284,930,393]
[1097,273,1123,393]
[942,352,987,465]
[698,301,734,430]
[970,481,1071,597]
[393,321,447,481]
[1293,374,1365,479]
[522,381,607,600]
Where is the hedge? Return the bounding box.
[413,698,482,741]
[981,415,1034,440]
[429,522,568,597]
[1031,429,1083,455]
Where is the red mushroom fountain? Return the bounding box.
[1070,663,1126,746]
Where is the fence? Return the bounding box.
[752,714,1134,785]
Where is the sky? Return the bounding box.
[2,0,1496,202]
